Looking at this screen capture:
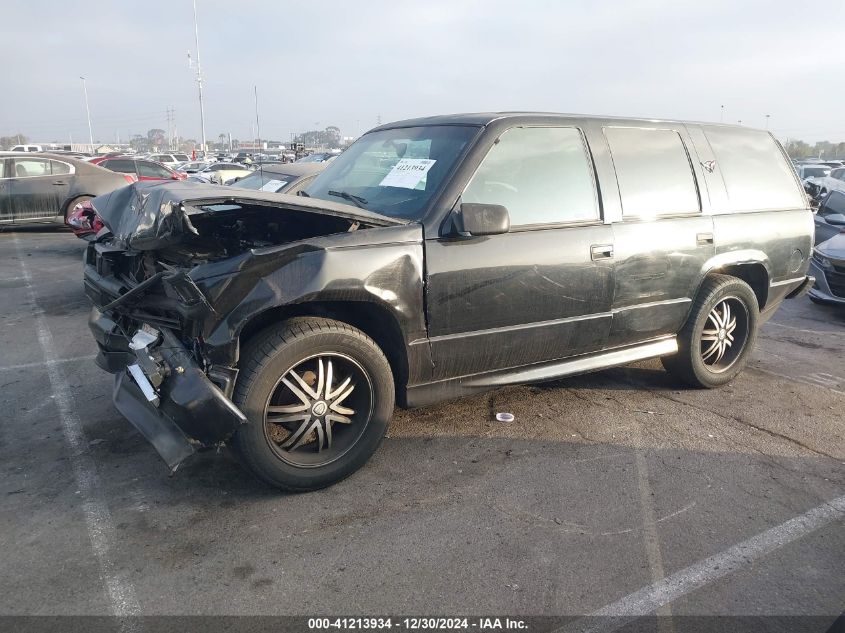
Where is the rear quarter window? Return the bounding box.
[702,127,804,212]
[103,159,137,174]
[603,127,700,218]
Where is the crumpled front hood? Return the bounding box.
[92,181,407,251]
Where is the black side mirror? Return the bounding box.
[455,203,510,236]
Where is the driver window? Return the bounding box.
[462,127,598,226]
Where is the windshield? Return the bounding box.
[304,125,479,220]
[804,167,829,178]
[232,170,294,192]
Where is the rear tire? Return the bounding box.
[661,274,759,388]
[64,195,92,223]
[231,317,394,491]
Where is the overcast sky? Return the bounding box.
[2,0,842,145]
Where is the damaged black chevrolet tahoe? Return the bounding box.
[84,113,814,491]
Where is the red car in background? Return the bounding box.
[89,156,187,181]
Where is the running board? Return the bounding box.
[463,337,678,388]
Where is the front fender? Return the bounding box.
[197,227,426,366]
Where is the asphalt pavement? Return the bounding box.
[0,227,842,625]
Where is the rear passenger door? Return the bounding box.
[9,157,62,221]
[601,125,713,347]
[424,125,615,380]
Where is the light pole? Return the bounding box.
[191,0,207,156]
[765,114,770,130]
[720,105,724,123]
[80,76,94,152]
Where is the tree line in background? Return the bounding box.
[1,124,347,153]
[782,139,845,159]
[6,129,840,158]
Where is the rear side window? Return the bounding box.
[103,159,137,174]
[819,190,845,218]
[13,158,51,177]
[604,127,699,217]
[50,160,73,175]
[463,126,598,226]
[138,161,172,178]
[703,127,805,212]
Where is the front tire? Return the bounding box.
[232,317,394,491]
[662,274,759,388]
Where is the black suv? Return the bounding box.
[83,113,814,490]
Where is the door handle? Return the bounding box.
[52,181,68,186]
[696,232,714,245]
[590,244,613,260]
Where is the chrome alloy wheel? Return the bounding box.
[263,353,374,467]
[700,297,749,372]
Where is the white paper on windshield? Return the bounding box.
[378,159,436,189]
[259,179,288,192]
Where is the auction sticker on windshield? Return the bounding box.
[260,179,288,192]
[379,158,436,189]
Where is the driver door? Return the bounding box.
[424,126,615,381]
[0,158,10,221]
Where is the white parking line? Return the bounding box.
[558,494,845,633]
[764,320,845,337]
[12,235,141,619]
[0,354,97,372]
[753,366,845,397]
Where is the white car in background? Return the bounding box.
[149,152,191,168]
[795,163,831,181]
[175,160,211,175]
[805,166,845,196]
[188,162,253,185]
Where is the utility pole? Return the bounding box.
[80,76,94,152]
[254,86,262,153]
[165,107,177,149]
[191,0,207,156]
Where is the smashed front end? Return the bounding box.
[83,182,408,471]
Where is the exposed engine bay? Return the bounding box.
[157,203,359,265]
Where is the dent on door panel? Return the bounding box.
[608,217,714,346]
[425,226,614,380]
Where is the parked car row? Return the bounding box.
[808,189,845,305]
[89,155,187,182]
[0,152,135,224]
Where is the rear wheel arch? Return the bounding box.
[696,257,770,310]
[236,301,409,403]
[712,263,770,309]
